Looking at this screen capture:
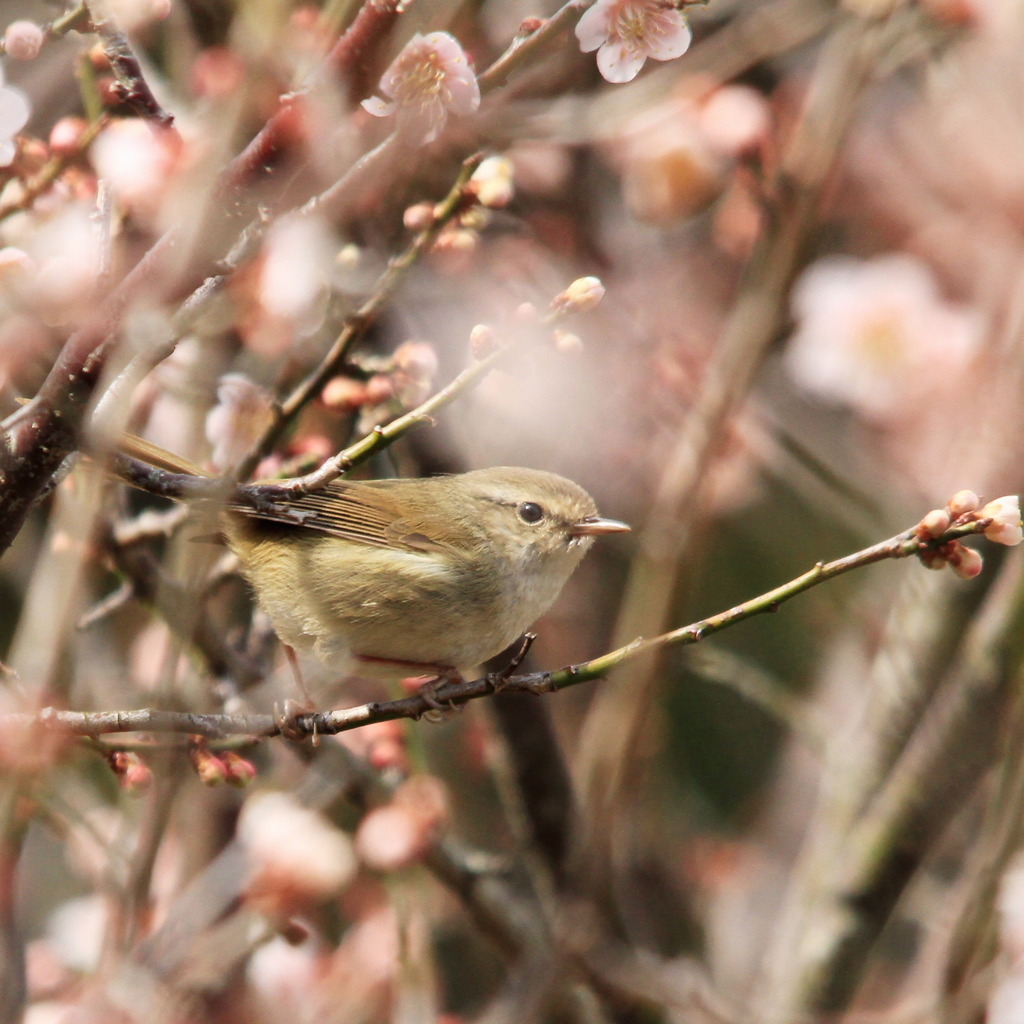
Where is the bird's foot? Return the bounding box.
[274,698,320,744]
[402,667,465,721]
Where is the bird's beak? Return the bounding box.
[570,515,631,537]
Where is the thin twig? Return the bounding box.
[5,517,996,742]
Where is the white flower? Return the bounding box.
[575,0,692,84]
[362,32,480,143]
[0,63,30,166]
[980,496,1023,547]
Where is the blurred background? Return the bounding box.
[1,0,1023,1021]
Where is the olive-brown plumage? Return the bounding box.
[223,467,629,673]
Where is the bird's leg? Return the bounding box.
[274,644,318,742]
[487,632,537,693]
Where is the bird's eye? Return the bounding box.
[517,501,545,524]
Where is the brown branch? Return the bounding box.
[84,0,176,127]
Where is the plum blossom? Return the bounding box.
[785,253,982,422]
[0,62,30,166]
[575,0,692,84]
[362,32,480,143]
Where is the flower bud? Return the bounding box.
[222,751,257,787]
[947,490,979,516]
[979,495,1023,547]
[470,323,499,360]
[108,751,153,793]
[393,340,439,384]
[918,508,951,540]
[321,376,369,413]
[551,276,605,314]
[4,21,44,61]
[518,16,546,34]
[469,155,515,209]
[948,541,983,580]
[554,329,584,355]
[49,117,88,156]
[403,202,435,232]
[190,745,228,786]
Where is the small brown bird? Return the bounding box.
[117,437,629,681]
[221,467,629,677]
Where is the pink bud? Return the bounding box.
[321,376,369,412]
[919,508,951,540]
[554,329,584,355]
[403,202,435,232]
[363,374,396,405]
[190,746,228,786]
[947,489,980,516]
[4,21,44,61]
[980,495,1023,547]
[109,751,153,792]
[393,340,439,383]
[948,542,983,580]
[469,156,515,208]
[48,117,87,155]
[222,751,257,787]
[470,323,498,360]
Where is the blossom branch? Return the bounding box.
[84,0,175,127]
[8,508,1014,744]
[478,0,595,92]
[0,114,109,224]
[234,152,486,479]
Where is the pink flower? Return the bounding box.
[980,496,1023,547]
[575,0,692,84]
[362,31,480,143]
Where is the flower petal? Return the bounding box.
[575,2,612,53]
[597,41,646,83]
[0,86,31,136]
[645,15,692,61]
[361,95,396,118]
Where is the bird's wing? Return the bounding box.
[229,480,453,555]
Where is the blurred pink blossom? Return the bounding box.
[105,0,171,32]
[239,791,358,914]
[259,213,334,322]
[575,0,692,84]
[0,63,30,166]
[362,32,480,143]
[354,776,449,871]
[204,372,274,470]
[785,254,982,422]
[991,857,1024,1023]
[90,120,180,222]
